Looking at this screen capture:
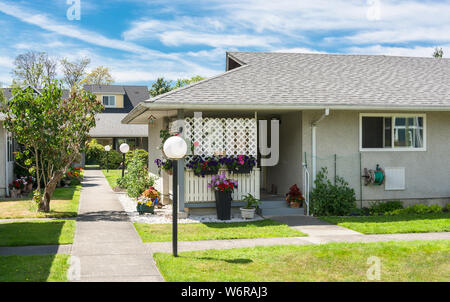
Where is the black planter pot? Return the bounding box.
[214,190,232,220]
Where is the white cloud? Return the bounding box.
[274,47,323,54]
[0,1,177,60]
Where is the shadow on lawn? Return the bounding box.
[0,254,59,282]
[186,256,253,264]
[202,219,285,229]
[0,221,66,247]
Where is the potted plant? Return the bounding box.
[221,155,256,174]
[285,184,305,208]
[154,158,173,175]
[136,186,160,215]
[186,155,221,177]
[240,193,261,219]
[25,176,34,192]
[208,172,238,220]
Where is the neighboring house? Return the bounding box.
[0,113,15,197]
[84,85,149,151]
[123,52,450,214]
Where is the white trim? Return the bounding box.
[359,113,426,152]
[102,95,116,108]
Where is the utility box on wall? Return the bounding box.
[384,167,406,191]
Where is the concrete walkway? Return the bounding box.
[69,169,164,282]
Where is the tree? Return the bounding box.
[12,51,57,87]
[174,75,205,88]
[84,66,114,85]
[149,75,205,97]
[0,82,104,212]
[433,47,444,58]
[149,77,173,97]
[61,57,91,88]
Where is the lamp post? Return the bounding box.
[119,143,130,178]
[163,136,187,257]
[104,145,111,172]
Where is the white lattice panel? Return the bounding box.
[183,117,257,157]
[185,168,261,203]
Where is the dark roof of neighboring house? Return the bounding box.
[131,51,450,109]
[84,85,149,113]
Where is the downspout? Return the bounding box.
[5,132,9,197]
[311,108,330,187]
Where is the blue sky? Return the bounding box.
[0,0,449,87]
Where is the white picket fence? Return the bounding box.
[184,168,261,203]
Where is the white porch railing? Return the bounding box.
[185,168,261,203]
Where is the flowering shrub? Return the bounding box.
[286,184,305,207]
[208,172,238,192]
[186,155,221,177]
[137,186,160,207]
[9,178,25,190]
[220,155,256,172]
[154,158,173,174]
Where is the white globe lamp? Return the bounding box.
[104,145,111,172]
[163,136,187,160]
[119,143,130,177]
[119,143,130,154]
[163,135,187,258]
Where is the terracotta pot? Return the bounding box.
[26,183,33,192]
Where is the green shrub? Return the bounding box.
[125,149,148,167]
[386,204,443,215]
[444,204,450,212]
[122,152,155,198]
[310,167,356,216]
[100,149,122,169]
[86,139,105,165]
[368,200,403,215]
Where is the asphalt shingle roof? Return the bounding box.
[148,52,450,108]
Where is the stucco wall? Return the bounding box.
[302,110,450,205]
[266,111,303,195]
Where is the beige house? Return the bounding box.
[84,85,149,151]
[123,52,450,215]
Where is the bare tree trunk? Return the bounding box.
[38,171,64,212]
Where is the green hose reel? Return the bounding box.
[362,164,385,186]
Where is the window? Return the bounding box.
[360,114,425,151]
[102,95,116,107]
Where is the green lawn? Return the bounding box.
[0,185,82,219]
[0,220,76,246]
[134,219,306,242]
[321,213,450,234]
[102,169,124,189]
[0,254,70,282]
[154,240,450,282]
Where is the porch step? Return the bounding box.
[259,200,305,217]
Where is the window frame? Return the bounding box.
[102,95,116,108]
[359,113,426,152]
